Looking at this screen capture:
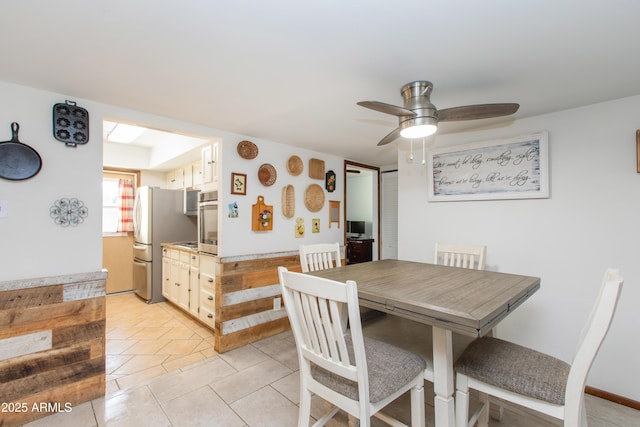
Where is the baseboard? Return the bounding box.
[585,386,640,410]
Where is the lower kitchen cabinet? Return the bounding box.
[189,253,199,317]
[162,247,203,322]
[162,245,216,329]
[198,254,216,327]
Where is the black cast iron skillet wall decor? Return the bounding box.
[53,100,89,147]
[0,122,43,181]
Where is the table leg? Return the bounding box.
[432,326,455,427]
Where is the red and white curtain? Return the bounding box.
[116,179,134,232]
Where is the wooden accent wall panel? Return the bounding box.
[0,272,106,427]
[214,254,301,352]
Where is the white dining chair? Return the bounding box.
[299,242,342,273]
[434,243,486,270]
[278,267,426,427]
[454,268,623,427]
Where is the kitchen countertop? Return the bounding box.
[162,242,205,255]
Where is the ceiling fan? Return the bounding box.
[357,81,519,146]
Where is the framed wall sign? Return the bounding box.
[427,132,549,201]
[231,172,246,195]
[636,130,640,173]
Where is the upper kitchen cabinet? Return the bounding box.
[202,143,219,187]
[192,159,203,187]
[166,167,185,189]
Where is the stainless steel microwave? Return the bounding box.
[184,188,200,216]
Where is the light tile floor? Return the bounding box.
[24,293,640,427]
[101,293,218,395]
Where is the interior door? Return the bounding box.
[344,160,380,260]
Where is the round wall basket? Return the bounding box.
[237,140,258,159]
[304,184,325,212]
[286,155,303,176]
[258,163,277,186]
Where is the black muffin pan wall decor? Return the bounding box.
[53,100,89,147]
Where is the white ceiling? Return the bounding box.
[2,1,640,167]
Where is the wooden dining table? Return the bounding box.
[309,259,540,427]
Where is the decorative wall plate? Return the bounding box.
[325,170,336,192]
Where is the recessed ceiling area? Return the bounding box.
[102,121,213,172]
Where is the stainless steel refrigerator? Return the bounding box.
[132,186,197,303]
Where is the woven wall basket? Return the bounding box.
[304,184,325,212]
[282,185,295,218]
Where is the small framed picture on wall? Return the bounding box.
[231,172,247,195]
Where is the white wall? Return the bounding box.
[219,139,344,257]
[0,82,104,281]
[0,80,344,282]
[398,94,640,400]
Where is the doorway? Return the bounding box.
[344,160,380,260]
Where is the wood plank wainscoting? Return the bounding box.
[215,252,302,353]
[0,271,107,427]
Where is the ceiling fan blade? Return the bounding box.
[358,101,416,117]
[438,103,519,122]
[377,128,401,146]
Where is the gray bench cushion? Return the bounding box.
[455,337,570,405]
[311,334,426,403]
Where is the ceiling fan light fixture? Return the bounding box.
[399,116,438,139]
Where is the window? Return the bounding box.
[102,170,138,235]
[102,178,120,233]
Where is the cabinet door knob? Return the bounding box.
[208,295,213,300]
[207,313,213,318]
[208,278,214,282]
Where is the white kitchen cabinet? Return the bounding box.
[177,251,191,311]
[165,249,180,304]
[198,253,216,327]
[162,249,172,299]
[188,253,199,316]
[192,160,203,187]
[201,143,218,185]
[162,246,207,325]
[166,168,184,189]
[183,164,194,189]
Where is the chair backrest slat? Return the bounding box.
[435,243,486,270]
[300,243,342,272]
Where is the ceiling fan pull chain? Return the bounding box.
[422,138,426,165]
[408,138,414,163]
